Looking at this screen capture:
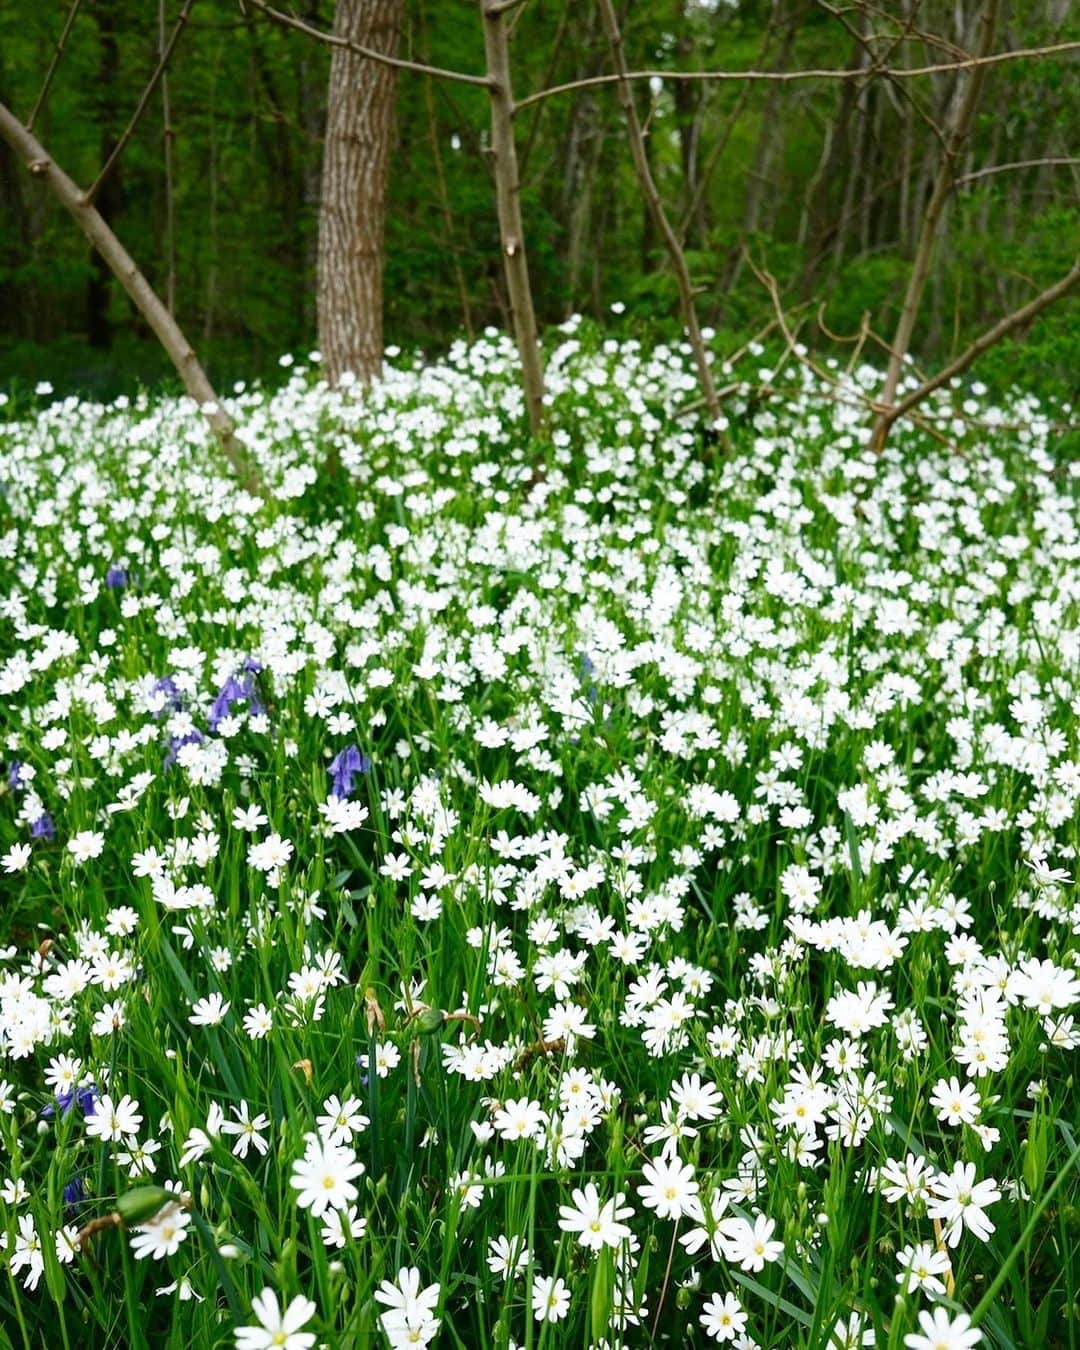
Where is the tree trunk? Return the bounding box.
[88,0,122,348]
[317,0,403,386]
[480,0,546,436]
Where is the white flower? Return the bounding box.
[1,843,31,873]
[715,1212,784,1271]
[289,1134,365,1216]
[67,830,105,863]
[221,1101,271,1160]
[531,1273,570,1322]
[700,1291,747,1341]
[374,1266,441,1346]
[638,1156,699,1220]
[85,1093,143,1143]
[189,992,231,1026]
[557,1183,634,1251]
[904,1307,982,1350]
[927,1162,1000,1247]
[929,1076,981,1127]
[130,1202,191,1260]
[234,1288,317,1350]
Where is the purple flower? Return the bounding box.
[76,1085,99,1117]
[105,565,128,590]
[209,664,266,731]
[151,675,183,718]
[7,760,23,791]
[30,812,55,841]
[63,1174,87,1217]
[329,745,371,800]
[164,729,203,769]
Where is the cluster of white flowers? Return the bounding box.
[0,328,1076,1347]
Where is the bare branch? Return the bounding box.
[879,259,1080,435]
[956,156,1080,187]
[84,0,197,206]
[597,0,720,425]
[0,101,263,493]
[26,0,84,132]
[512,40,1080,114]
[872,0,1001,451]
[246,0,493,88]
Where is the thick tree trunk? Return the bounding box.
[317,0,402,386]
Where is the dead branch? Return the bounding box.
[877,259,1080,437]
[84,0,197,206]
[245,0,493,88]
[872,0,1000,452]
[512,39,1080,114]
[0,102,263,494]
[597,0,720,425]
[956,156,1080,187]
[27,0,84,132]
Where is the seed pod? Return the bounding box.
[115,1186,173,1226]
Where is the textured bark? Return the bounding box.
[317,0,403,386]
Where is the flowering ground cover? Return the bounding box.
[0,327,1078,1349]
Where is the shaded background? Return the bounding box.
[1,0,1077,401]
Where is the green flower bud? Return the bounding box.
[115,1186,173,1226]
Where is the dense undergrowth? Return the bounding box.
[0,326,1078,1349]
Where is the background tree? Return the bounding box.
[0,0,1075,410]
[317,0,403,386]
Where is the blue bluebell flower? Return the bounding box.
[105,565,128,590]
[150,675,183,718]
[329,745,371,799]
[30,812,55,840]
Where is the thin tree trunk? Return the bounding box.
[159,0,176,315]
[480,0,546,435]
[0,102,259,488]
[317,0,403,385]
[597,0,719,422]
[87,0,122,348]
[873,0,1000,450]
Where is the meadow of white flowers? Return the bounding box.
[0,325,1077,1350]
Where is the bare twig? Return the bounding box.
[247,0,493,88]
[878,259,1080,436]
[84,0,197,206]
[956,156,1080,187]
[872,0,1001,451]
[598,0,720,425]
[26,0,84,132]
[512,40,1080,114]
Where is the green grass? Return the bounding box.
[0,324,1077,1348]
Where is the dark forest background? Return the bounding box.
[1,0,1077,401]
